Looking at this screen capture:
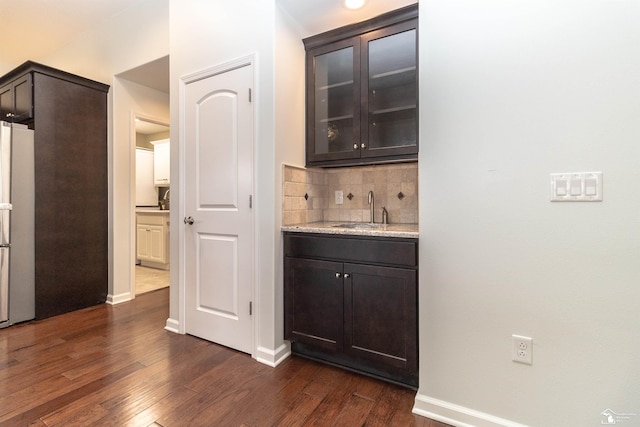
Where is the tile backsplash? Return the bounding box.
[283,163,418,226]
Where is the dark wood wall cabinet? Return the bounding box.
[284,232,418,388]
[0,61,109,320]
[304,4,418,167]
[0,73,33,123]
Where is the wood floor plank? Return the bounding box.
[0,287,451,427]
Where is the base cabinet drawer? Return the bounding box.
[284,232,418,388]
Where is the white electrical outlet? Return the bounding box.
[335,190,344,205]
[512,335,533,365]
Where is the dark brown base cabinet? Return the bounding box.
[1,61,109,320]
[284,232,418,388]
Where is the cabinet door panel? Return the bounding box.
[285,257,344,352]
[344,263,417,372]
[152,140,170,185]
[13,74,33,122]
[361,20,417,158]
[0,84,11,120]
[306,37,361,164]
[149,226,164,261]
[137,225,150,259]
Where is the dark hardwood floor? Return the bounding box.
[0,288,450,427]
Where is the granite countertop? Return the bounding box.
[281,222,418,238]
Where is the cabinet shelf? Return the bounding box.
[371,66,416,80]
[317,80,354,91]
[371,105,416,115]
[319,114,353,123]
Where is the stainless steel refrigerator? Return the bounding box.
[0,121,34,328]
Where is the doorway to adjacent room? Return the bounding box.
[134,117,171,296]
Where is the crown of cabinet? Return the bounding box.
[0,61,109,125]
[304,4,418,167]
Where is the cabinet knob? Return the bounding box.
[353,143,358,150]
[361,143,366,149]
[344,273,351,279]
[335,272,342,278]
[5,113,13,118]
[184,216,194,225]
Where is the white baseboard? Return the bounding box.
[164,317,180,333]
[413,393,529,427]
[106,292,132,305]
[255,342,291,367]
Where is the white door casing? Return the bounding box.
[182,58,254,354]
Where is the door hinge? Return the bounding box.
[249,195,252,208]
[249,301,253,315]
[249,88,252,102]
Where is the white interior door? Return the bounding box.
[183,63,254,354]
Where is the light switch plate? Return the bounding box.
[335,190,344,205]
[550,172,602,202]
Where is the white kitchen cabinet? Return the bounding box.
[135,148,157,206]
[152,139,170,186]
[136,212,169,269]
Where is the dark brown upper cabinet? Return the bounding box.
[304,4,418,167]
[0,73,33,123]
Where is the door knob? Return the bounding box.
[183,216,194,225]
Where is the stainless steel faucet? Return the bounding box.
[368,190,374,223]
[161,189,170,210]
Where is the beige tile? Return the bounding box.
[136,266,169,295]
[284,166,294,182]
[292,168,307,183]
[324,209,339,222]
[282,211,296,225]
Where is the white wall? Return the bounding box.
[0,61,13,76]
[416,1,640,426]
[37,0,170,304]
[169,0,282,362]
[40,0,169,85]
[111,78,170,302]
[273,3,307,358]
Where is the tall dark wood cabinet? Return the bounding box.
[0,61,109,320]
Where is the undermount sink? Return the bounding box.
[333,223,387,229]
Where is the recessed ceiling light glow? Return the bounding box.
[344,0,366,10]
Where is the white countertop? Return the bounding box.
[281,221,418,239]
[136,207,170,214]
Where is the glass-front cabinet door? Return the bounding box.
[361,21,417,159]
[306,38,361,163]
[304,5,418,167]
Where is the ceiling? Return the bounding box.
[136,118,170,135]
[118,56,170,94]
[1,0,417,94]
[0,0,138,66]
[278,0,418,38]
